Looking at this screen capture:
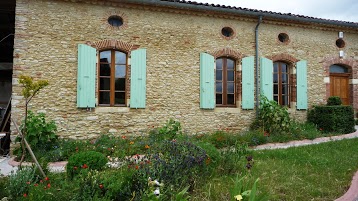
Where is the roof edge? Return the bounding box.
[119,0,358,29]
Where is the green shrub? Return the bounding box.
[220,143,249,174]
[66,151,108,179]
[193,141,222,171]
[132,140,207,199]
[7,167,36,199]
[99,169,136,200]
[20,111,58,148]
[0,176,9,198]
[327,96,342,106]
[149,119,182,142]
[308,105,355,134]
[251,95,291,135]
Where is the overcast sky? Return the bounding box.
[194,0,358,22]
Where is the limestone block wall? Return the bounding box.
[12,0,358,138]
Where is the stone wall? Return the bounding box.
[12,0,358,138]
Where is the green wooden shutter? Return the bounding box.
[260,57,273,100]
[77,44,96,108]
[242,56,255,109]
[200,53,215,109]
[296,60,308,110]
[130,49,147,108]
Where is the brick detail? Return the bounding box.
[236,71,242,101]
[268,53,299,63]
[321,56,358,111]
[290,74,297,102]
[210,48,243,60]
[87,39,139,53]
[321,57,356,77]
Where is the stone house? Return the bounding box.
[1,0,358,139]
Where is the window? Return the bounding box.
[273,61,290,106]
[108,15,123,27]
[99,50,127,106]
[278,33,289,43]
[216,57,235,106]
[330,64,348,73]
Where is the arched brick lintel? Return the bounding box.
[321,57,356,77]
[268,53,299,63]
[322,56,358,112]
[210,48,244,60]
[86,39,139,54]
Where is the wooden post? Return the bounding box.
[11,117,46,178]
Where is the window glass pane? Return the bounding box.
[282,95,289,105]
[282,73,287,83]
[227,82,234,93]
[273,95,278,103]
[273,63,278,73]
[227,59,234,70]
[99,92,110,104]
[216,70,222,80]
[330,64,348,73]
[273,73,278,83]
[115,78,125,91]
[282,84,288,95]
[227,94,234,105]
[216,94,222,104]
[100,78,110,90]
[227,71,234,81]
[100,51,111,63]
[281,63,287,73]
[216,82,222,93]
[115,65,126,78]
[115,51,126,64]
[115,92,125,105]
[216,59,222,70]
[273,84,278,94]
[100,63,111,76]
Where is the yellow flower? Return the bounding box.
[234,194,243,201]
[130,141,134,145]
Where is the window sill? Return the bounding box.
[95,107,130,113]
[214,107,241,114]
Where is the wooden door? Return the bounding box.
[330,74,350,105]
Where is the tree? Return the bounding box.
[18,75,48,167]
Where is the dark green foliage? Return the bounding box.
[20,111,58,147]
[99,169,136,200]
[149,118,182,142]
[251,96,291,135]
[66,151,108,179]
[198,131,236,148]
[0,176,9,198]
[131,140,208,199]
[308,105,355,134]
[327,96,342,106]
[193,141,222,170]
[7,167,36,199]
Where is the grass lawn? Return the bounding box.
[192,138,358,201]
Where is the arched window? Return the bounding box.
[330,64,348,73]
[98,50,127,106]
[273,61,290,106]
[216,57,236,106]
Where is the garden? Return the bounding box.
[0,76,357,201]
